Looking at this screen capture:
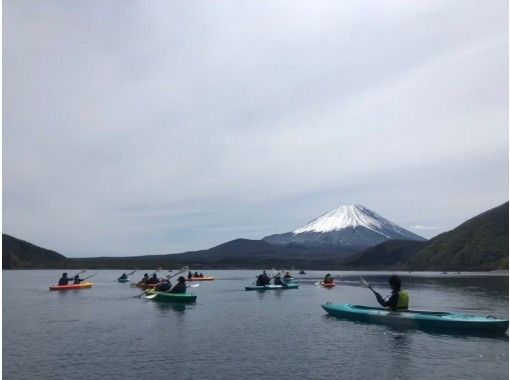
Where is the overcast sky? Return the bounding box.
[4,0,508,257]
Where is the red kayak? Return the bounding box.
[321,281,336,288]
[186,276,215,281]
[49,282,93,291]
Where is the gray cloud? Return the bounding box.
[4,0,508,256]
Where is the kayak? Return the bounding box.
[49,282,93,291]
[145,289,197,303]
[245,283,299,291]
[322,303,509,334]
[117,278,129,283]
[321,281,336,288]
[186,276,215,281]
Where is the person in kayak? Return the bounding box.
[147,274,159,284]
[375,275,409,311]
[193,271,199,277]
[58,273,71,285]
[274,274,283,286]
[323,274,334,284]
[283,272,292,279]
[255,271,270,286]
[73,275,83,284]
[155,278,172,292]
[188,271,193,279]
[170,276,187,293]
[140,273,149,283]
[119,273,128,280]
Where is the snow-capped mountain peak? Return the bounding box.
[263,203,425,248]
[293,204,401,237]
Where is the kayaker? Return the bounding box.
[141,273,149,283]
[73,275,83,284]
[188,271,193,279]
[147,274,159,284]
[375,275,409,311]
[274,274,283,286]
[283,272,292,279]
[58,273,71,285]
[119,273,128,280]
[323,274,334,284]
[170,276,187,293]
[156,278,172,292]
[199,273,204,278]
[193,271,199,277]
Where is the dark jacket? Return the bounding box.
[156,282,171,292]
[58,277,70,286]
[170,282,187,294]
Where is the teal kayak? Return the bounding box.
[245,283,299,291]
[145,290,197,303]
[117,278,129,283]
[322,303,509,334]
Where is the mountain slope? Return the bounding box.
[407,202,509,270]
[343,239,427,269]
[264,204,424,248]
[3,234,70,269]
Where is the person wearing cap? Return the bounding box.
[170,276,187,293]
[58,273,71,286]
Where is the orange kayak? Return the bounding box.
[186,276,215,281]
[49,282,93,291]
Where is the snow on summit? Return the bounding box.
[293,204,412,238]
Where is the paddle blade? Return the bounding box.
[145,294,158,299]
[359,276,370,288]
[188,283,200,288]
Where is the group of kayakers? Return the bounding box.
[139,272,187,293]
[188,271,205,279]
[58,273,84,285]
[57,269,409,312]
[256,271,293,286]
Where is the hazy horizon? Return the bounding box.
[4,1,508,257]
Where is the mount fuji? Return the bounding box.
[263,204,425,249]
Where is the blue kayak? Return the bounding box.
[245,283,299,291]
[322,303,509,334]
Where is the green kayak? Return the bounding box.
[322,303,509,334]
[145,290,197,303]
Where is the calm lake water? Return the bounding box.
[3,270,508,379]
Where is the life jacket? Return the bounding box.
[396,290,409,311]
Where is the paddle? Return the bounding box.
[145,283,199,299]
[360,276,381,297]
[80,273,97,281]
[134,266,189,298]
[71,269,87,278]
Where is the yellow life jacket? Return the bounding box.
[396,290,409,311]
